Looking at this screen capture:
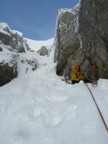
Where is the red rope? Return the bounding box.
[86,83,108,133]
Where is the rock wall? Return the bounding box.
[54,1,108,80]
[78,0,108,79]
[54,7,80,76]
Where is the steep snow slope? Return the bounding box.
[0,39,108,144]
[26,38,54,51]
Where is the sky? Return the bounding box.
[0,0,79,40]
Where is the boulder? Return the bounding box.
[37,46,48,56]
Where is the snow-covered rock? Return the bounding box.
[54,6,80,76]
[0,23,38,86]
[0,22,30,53]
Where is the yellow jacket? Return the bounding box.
[71,64,85,81]
[71,72,85,81]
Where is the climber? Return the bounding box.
[71,64,90,84]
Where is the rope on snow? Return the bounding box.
[85,83,108,133]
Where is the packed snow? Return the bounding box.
[25,38,54,51]
[0,38,108,144]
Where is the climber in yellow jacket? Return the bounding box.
[71,64,89,84]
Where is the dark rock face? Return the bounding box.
[0,31,13,46]
[78,0,108,79]
[0,56,17,86]
[54,8,80,76]
[0,47,3,51]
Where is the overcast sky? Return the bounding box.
[0,0,79,40]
